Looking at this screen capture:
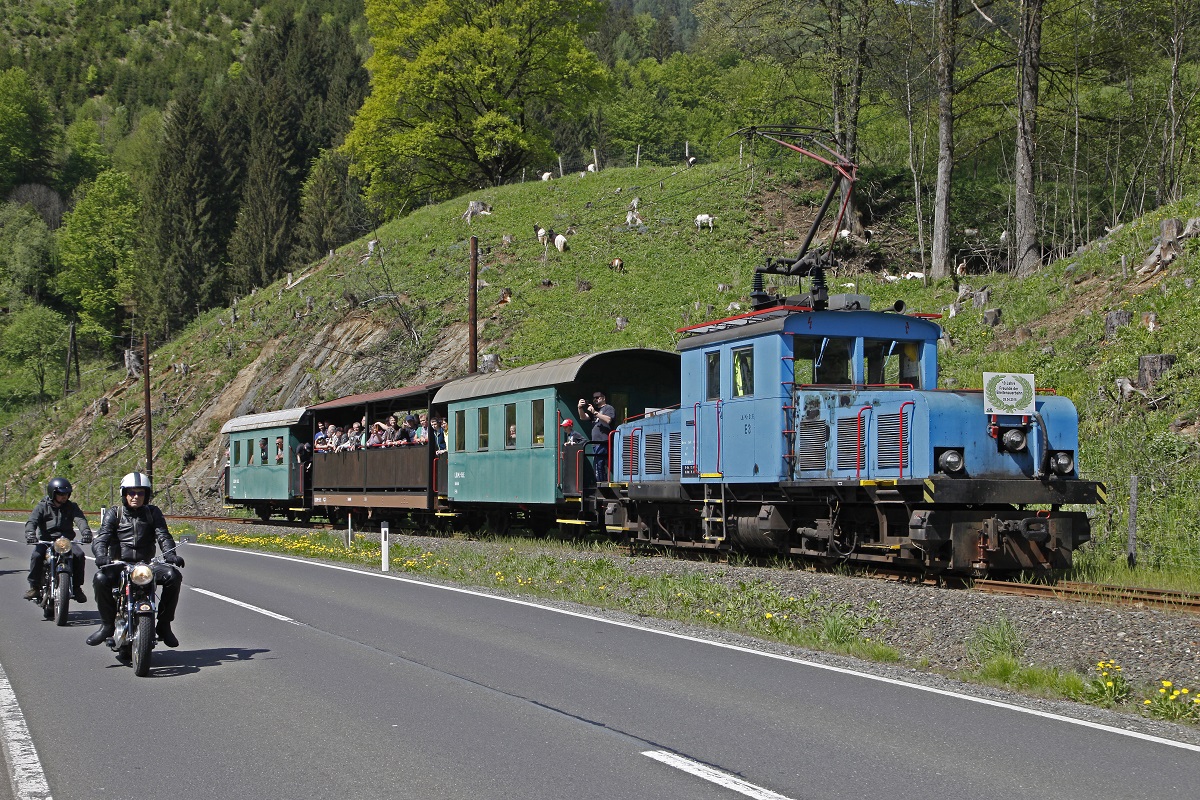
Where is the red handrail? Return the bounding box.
[898,401,914,479]
[855,405,872,478]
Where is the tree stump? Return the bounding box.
[972,287,991,308]
[983,308,1003,327]
[1104,309,1132,339]
[1137,354,1176,389]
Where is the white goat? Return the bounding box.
[587,163,597,172]
[626,210,643,227]
[695,214,715,231]
[534,224,547,245]
[540,171,553,181]
[462,200,493,224]
[554,233,568,252]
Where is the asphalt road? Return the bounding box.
[2,519,1197,800]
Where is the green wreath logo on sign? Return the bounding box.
[984,373,1035,414]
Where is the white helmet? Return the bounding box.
[120,471,153,504]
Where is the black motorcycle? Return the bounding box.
[101,560,162,677]
[30,536,75,626]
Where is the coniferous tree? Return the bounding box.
[146,82,226,333]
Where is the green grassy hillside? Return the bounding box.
[2,159,1197,582]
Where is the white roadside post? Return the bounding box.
[381,521,390,572]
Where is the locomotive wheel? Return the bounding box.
[54,580,70,626]
[131,616,154,677]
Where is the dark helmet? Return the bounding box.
[119,471,153,505]
[47,477,73,498]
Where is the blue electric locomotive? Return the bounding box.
[606,267,1105,576]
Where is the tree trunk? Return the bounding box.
[1137,354,1176,389]
[1014,0,1044,277]
[931,0,957,280]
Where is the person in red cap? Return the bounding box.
[560,418,586,445]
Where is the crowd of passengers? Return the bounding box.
[313,413,447,454]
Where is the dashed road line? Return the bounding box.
[643,750,793,799]
[0,659,53,800]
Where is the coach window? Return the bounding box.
[705,351,721,400]
[478,407,490,451]
[453,409,466,452]
[532,399,545,446]
[246,439,254,464]
[275,436,285,464]
[732,346,754,397]
[233,440,241,465]
[504,404,517,448]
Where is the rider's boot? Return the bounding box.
[73,586,87,602]
[156,620,179,648]
[23,585,39,600]
[86,624,115,646]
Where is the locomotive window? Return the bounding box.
[454,409,465,452]
[504,404,517,448]
[532,399,545,446]
[865,339,922,388]
[706,351,721,400]
[732,347,754,397]
[478,407,489,451]
[794,336,853,385]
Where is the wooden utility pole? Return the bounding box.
[468,236,478,373]
[143,332,153,483]
[62,322,81,398]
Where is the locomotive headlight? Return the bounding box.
[130,564,154,586]
[937,449,965,473]
[52,536,72,554]
[1001,428,1027,452]
[1050,451,1075,475]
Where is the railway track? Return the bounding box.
[974,579,1200,614]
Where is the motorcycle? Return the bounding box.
[101,560,161,677]
[29,536,75,626]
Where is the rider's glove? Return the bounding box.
[164,553,185,568]
[80,532,92,545]
[25,532,37,544]
[93,555,110,568]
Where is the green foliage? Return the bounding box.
[55,169,142,345]
[0,201,55,305]
[0,66,59,193]
[344,0,609,214]
[965,616,1026,665]
[0,303,67,397]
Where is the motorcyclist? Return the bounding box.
[86,472,185,648]
[24,477,92,602]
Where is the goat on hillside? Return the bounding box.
[695,214,715,231]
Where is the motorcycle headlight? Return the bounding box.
[937,449,965,474]
[52,536,72,554]
[1001,428,1027,452]
[1050,451,1075,475]
[130,564,155,586]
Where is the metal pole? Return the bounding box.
[1127,474,1137,569]
[469,236,478,373]
[143,333,153,483]
[381,521,389,571]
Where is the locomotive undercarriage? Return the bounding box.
[614,479,1092,577]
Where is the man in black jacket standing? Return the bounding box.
[24,477,92,602]
[86,472,185,648]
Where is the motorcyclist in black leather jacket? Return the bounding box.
[86,472,185,648]
[24,477,92,602]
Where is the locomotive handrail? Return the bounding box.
[855,405,872,479]
[622,404,681,423]
[898,401,915,479]
[714,400,723,475]
[621,426,643,482]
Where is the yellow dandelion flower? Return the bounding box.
[1182,688,1190,694]
[1162,680,1173,688]
[765,613,774,619]
[1144,700,1152,705]
[1106,681,1113,688]
[1160,688,1167,694]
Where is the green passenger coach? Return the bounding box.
[433,349,680,534]
[222,406,311,520]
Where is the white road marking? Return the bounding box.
[189,587,300,623]
[182,544,1200,753]
[643,750,793,799]
[0,659,53,800]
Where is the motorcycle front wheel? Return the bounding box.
[54,578,70,626]
[131,616,154,677]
